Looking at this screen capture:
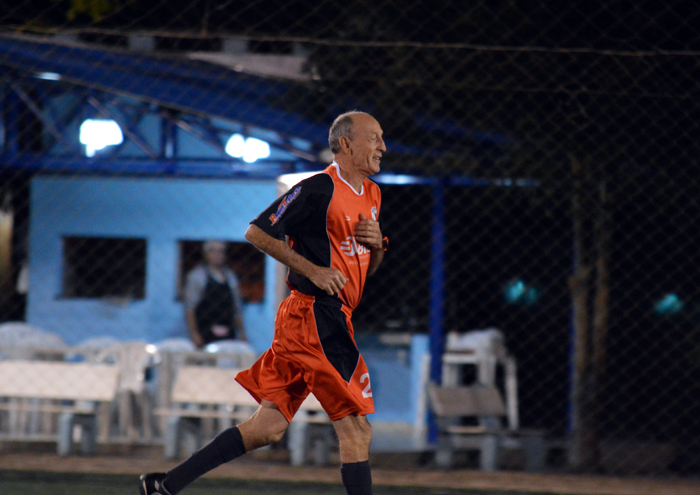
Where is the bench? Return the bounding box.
[428,383,546,472]
[157,365,334,465]
[0,360,120,455]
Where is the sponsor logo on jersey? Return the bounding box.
[371,206,377,221]
[269,186,301,225]
[340,236,370,256]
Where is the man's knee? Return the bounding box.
[241,418,287,450]
[334,415,372,463]
[263,422,288,445]
[239,402,289,450]
[335,415,372,443]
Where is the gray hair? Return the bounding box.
[328,111,369,154]
[202,240,225,253]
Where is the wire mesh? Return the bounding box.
[1,0,700,475]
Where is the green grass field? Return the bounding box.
[0,471,567,495]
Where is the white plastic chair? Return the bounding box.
[203,339,257,369]
[93,341,157,443]
[0,322,67,359]
[0,322,68,437]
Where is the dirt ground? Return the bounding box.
[0,444,699,495]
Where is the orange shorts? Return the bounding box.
[235,291,374,422]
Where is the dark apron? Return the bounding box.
[194,271,236,346]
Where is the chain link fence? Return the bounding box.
[1,0,700,477]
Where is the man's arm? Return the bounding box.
[183,268,205,347]
[185,308,204,347]
[233,314,247,341]
[245,224,348,295]
[227,273,248,341]
[367,246,384,277]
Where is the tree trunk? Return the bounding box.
[569,159,608,471]
[591,178,611,465]
[569,158,591,470]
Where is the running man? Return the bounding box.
[140,111,388,495]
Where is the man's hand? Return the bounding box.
[245,223,349,294]
[309,266,349,295]
[354,213,383,250]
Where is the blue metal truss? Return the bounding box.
[0,73,322,177]
[0,33,436,175]
[0,32,514,179]
[0,34,323,141]
[0,34,343,177]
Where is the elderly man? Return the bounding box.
[140,111,388,495]
[183,240,247,347]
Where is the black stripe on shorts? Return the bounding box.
[313,298,359,383]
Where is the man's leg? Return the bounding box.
[140,400,288,495]
[333,415,373,495]
[237,400,290,451]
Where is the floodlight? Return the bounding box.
[504,279,539,305]
[79,119,124,157]
[654,293,684,315]
[225,133,271,162]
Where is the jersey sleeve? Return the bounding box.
[250,173,333,240]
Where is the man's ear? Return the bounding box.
[339,135,352,152]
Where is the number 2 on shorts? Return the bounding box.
[360,372,373,398]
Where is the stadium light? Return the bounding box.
[79,119,124,157]
[225,133,271,163]
[374,173,429,185]
[34,72,61,81]
[504,279,539,306]
[654,293,684,315]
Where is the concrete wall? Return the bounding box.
[26,175,279,352]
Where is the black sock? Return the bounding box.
[340,460,373,495]
[164,426,246,494]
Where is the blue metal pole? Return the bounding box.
[428,178,446,442]
[3,85,20,157]
[429,178,446,384]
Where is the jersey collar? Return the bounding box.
[332,162,364,195]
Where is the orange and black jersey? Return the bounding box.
[251,163,382,311]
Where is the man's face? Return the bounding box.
[347,114,386,177]
[204,242,226,267]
